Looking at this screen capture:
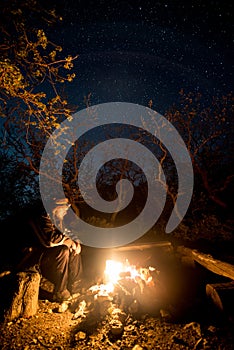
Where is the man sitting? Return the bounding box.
[30,198,82,302]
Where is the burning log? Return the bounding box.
[66,255,165,341]
[102,258,164,315]
[71,256,165,345]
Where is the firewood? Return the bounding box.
[177,246,234,280]
[206,281,234,312]
[113,241,173,252]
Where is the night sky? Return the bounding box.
[0,0,233,224]
[47,0,233,114]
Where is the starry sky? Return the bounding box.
[47,0,233,114]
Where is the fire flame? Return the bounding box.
[104,259,156,286]
[89,259,158,299]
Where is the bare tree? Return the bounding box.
[165,90,233,212]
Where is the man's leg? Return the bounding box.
[67,251,82,294]
[40,246,70,299]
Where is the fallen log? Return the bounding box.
[112,241,173,252]
[6,270,40,321]
[177,246,234,280]
[206,281,234,312]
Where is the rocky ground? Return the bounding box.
[0,297,234,349]
[0,271,234,350]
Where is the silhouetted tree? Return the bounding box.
[165,90,233,213]
[0,0,78,217]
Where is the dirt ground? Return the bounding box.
[0,298,234,349]
[1,221,234,350]
[0,277,234,350]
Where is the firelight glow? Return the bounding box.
[88,259,158,299]
[104,259,124,284]
[104,259,155,285]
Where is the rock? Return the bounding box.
[110,319,124,336]
[110,308,127,323]
[72,300,87,320]
[75,331,86,341]
[132,345,143,350]
[124,324,135,332]
[57,301,69,313]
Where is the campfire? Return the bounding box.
[72,258,165,337]
[104,259,156,286]
[89,258,159,300]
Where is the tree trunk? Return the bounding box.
[6,270,40,321]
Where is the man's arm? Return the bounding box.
[50,234,81,255]
[33,213,81,254]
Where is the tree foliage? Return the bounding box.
[0,0,78,216]
[0,1,77,141]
